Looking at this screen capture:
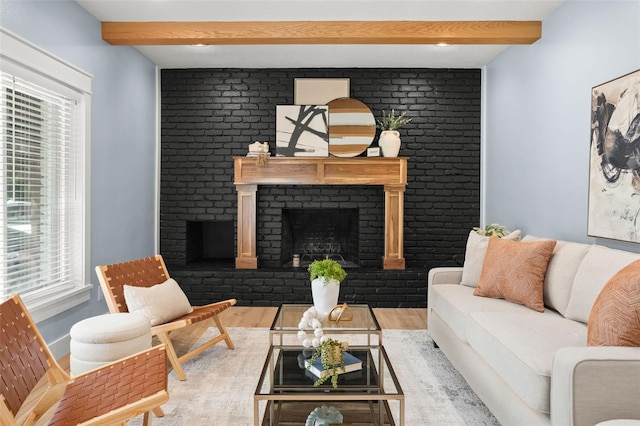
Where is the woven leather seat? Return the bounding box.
[95,254,236,381]
[1,294,168,426]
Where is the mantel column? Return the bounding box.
[236,184,258,269]
[383,184,406,270]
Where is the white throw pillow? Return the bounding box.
[565,246,640,324]
[460,229,522,287]
[124,278,193,326]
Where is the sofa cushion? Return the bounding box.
[429,284,542,343]
[466,311,587,414]
[588,259,640,346]
[474,237,556,312]
[460,229,522,287]
[565,246,640,323]
[522,236,591,316]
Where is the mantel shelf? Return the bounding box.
[233,156,407,186]
[234,156,408,271]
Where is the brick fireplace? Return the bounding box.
[160,67,481,307]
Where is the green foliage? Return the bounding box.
[308,257,347,284]
[307,338,346,388]
[376,109,412,131]
[473,223,511,237]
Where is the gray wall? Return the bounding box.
[484,0,640,252]
[0,0,158,345]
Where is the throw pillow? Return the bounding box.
[124,278,193,326]
[460,229,522,287]
[565,246,640,324]
[474,237,557,312]
[587,259,640,346]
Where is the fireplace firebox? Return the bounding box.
[281,208,359,267]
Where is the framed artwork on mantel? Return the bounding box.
[588,69,640,243]
[294,78,350,105]
[276,105,329,157]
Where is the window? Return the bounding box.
[0,28,91,322]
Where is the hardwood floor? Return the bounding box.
[218,306,428,329]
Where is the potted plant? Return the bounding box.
[308,257,346,315]
[473,223,510,237]
[376,109,412,157]
[306,337,347,388]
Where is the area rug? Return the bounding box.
[130,327,498,425]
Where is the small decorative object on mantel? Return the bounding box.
[305,405,344,426]
[376,109,412,157]
[308,257,347,315]
[247,141,270,167]
[329,303,353,324]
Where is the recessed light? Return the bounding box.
[436,43,449,47]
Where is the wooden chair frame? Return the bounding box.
[95,254,236,381]
[1,294,168,426]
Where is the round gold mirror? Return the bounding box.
[327,98,376,157]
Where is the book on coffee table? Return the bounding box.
[304,352,362,378]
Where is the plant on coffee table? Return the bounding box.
[307,337,346,388]
[308,257,347,283]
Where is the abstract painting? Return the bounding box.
[588,69,640,243]
[276,105,329,157]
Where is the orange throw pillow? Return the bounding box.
[474,237,556,312]
[587,259,640,346]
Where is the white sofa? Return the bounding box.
[427,236,640,426]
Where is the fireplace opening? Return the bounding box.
[281,208,359,268]
[186,220,234,266]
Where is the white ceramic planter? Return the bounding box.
[378,130,401,157]
[311,277,340,315]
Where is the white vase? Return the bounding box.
[378,130,401,157]
[311,277,340,315]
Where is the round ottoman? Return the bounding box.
[70,312,151,376]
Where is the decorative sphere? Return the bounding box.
[302,338,312,348]
[302,311,312,319]
[298,321,307,330]
[314,328,324,338]
[320,335,329,343]
[310,319,321,329]
[308,307,317,316]
[297,330,307,340]
[311,337,320,347]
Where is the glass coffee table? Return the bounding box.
[254,345,404,425]
[270,304,382,346]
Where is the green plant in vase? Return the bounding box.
[308,257,347,283]
[473,223,511,237]
[307,337,346,388]
[308,257,347,315]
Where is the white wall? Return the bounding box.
[484,0,640,252]
[0,0,158,349]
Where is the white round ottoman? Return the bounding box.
[70,312,151,376]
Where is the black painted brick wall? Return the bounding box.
[161,68,481,308]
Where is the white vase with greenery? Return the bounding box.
[308,258,347,315]
[376,109,411,157]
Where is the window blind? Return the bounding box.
[0,70,82,300]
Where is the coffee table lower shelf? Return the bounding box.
[262,400,396,426]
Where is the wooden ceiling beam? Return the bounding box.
[102,21,541,45]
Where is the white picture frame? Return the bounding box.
[294,78,350,105]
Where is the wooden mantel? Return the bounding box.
[234,156,408,270]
